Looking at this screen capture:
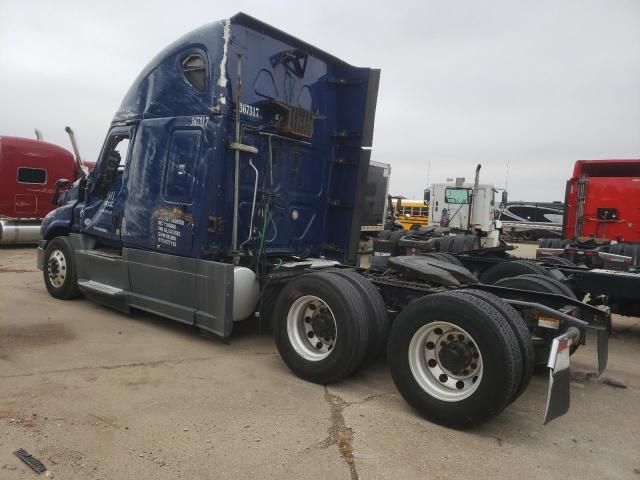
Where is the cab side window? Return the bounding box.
[94,134,131,198]
[114,138,130,171]
[181,54,206,92]
[17,167,47,184]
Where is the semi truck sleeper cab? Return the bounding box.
[38,13,609,429]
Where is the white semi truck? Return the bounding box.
[422,165,503,248]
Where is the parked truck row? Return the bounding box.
[0,128,91,244]
[377,160,640,318]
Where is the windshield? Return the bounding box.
[445,187,471,204]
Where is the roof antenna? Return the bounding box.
[34,128,43,141]
[426,160,431,191]
[505,160,510,192]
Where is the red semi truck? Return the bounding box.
[564,159,640,244]
[0,129,88,244]
[537,159,640,315]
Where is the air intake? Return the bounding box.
[265,100,319,138]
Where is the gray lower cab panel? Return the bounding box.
[71,234,235,337]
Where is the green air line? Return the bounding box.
[259,198,271,257]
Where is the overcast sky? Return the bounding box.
[1,0,639,201]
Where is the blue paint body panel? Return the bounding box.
[42,13,380,265]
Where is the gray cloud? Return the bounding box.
[1,0,638,201]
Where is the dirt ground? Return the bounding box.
[0,245,639,479]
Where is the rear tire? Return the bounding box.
[514,274,577,299]
[438,252,464,266]
[479,260,550,284]
[387,293,521,428]
[421,252,464,267]
[451,235,467,253]
[538,238,552,248]
[492,274,579,361]
[43,236,80,300]
[438,235,456,253]
[446,289,534,400]
[273,272,370,384]
[540,256,575,267]
[325,269,389,366]
[463,234,481,251]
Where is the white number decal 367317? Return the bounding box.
[190,116,209,127]
[240,103,261,119]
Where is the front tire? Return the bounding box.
[43,236,80,300]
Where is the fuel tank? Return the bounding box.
[0,219,42,244]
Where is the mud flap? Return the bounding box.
[544,327,580,425]
[597,328,609,374]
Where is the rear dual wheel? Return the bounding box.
[493,274,580,362]
[479,259,550,284]
[326,269,389,366]
[539,238,571,249]
[540,256,575,267]
[449,289,534,401]
[439,234,480,254]
[273,271,381,384]
[387,292,527,428]
[494,274,577,299]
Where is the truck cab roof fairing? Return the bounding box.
[113,12,369,125]
[114,21,224,123]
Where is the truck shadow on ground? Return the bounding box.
[99,302,274,346]
[0,322,76,361]
[611,320,640,341]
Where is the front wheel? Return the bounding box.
[43,236,80,300]
[387,293,521,428]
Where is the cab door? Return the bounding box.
[80,126,134,245]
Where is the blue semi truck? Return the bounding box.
[37,13,608,428]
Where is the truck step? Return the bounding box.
[82,248,123,260]
[78,280,124,296]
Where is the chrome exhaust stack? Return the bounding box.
[65,126,86,178]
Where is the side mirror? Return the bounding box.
[51,178,70,205]
[424,188,430,204]
[501,191,508,205]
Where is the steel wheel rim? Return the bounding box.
[47,249,67,288]
[408,321,483,402]
[287,295,337,361]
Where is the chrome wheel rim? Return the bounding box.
[408,321,483,402]
[287,295,337,361]
[47,249,67,288]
